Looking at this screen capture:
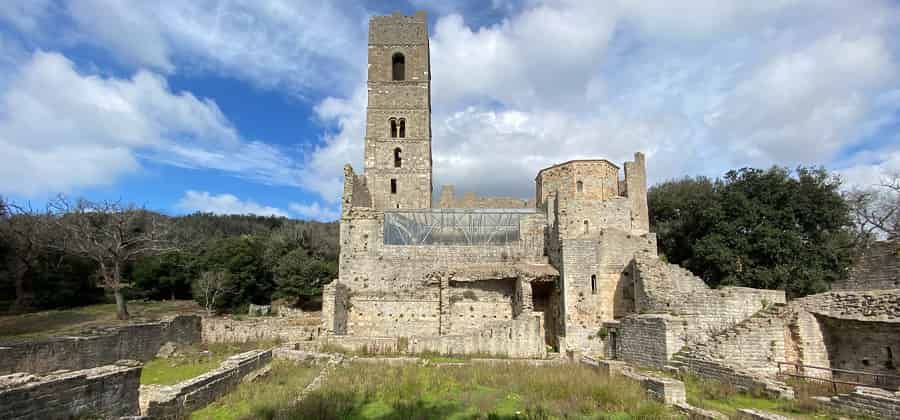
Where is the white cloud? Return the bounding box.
[64,0,368,97]
[0,50,303,196]
[176,190,288,217]
[289,201,339,222]
[0,1,54,34]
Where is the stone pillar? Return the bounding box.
[322,281,336,334]
[514,276,534,319]
[438,274,451,335]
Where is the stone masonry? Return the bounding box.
[321,11,793,362]
[0,360,142,419]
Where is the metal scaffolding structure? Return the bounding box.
[384,209,534,246]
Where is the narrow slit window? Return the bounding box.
[394,147,402,168]
[584,220,589,234]
[398,118,406,138]
[576,180,583,192]
[390,179,397,194]
[390,118,397,138]
[392,53,405,80]
[591,274,597,295]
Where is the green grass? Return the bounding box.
[682,373,864,420]
[141,341,277,386]
[247,362,684,420]
[191,360,321,420]
[0,300,200,340]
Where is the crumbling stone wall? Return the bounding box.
[437,185,533,208]
[604,314,686,369]
[0,315,201,375]
[633,255,785,344]
[0,361,142,419]
[832,240,899,291]
[203,317,322,344]
[141,349,272,419]
[814,386,900,419]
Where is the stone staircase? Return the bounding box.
[813,386,900,419]
[669,303,794,399]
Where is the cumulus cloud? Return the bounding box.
[63,0,368,97]
[0,50,303,196]
[176,190,289,217]
[288,201,339,222]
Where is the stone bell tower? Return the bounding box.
[363,11,433,210]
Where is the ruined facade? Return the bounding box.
[323,12,657,356]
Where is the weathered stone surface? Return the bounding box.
[814,386,900,419]
[736,409,791,420]
[832,240,899,291]
[202,316,322,344]
[140,349,272,419]
[0,315,201,375]
[0,361,141,419]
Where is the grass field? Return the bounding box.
[214,361,683,420]
[191,360,321,420]
[0,300,200,340]
[141,341,278,386]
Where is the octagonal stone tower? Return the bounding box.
[364,11,433,210]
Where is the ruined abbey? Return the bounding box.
[2,10,898,420]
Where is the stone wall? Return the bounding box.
[814,386,900,419]
[0,315,201,375]
[320,315,546,358]
[633,255,785,344]
[671,351,794,399]
[436,185,533,209]
[833,240,899,291]
[202,316,322,344]
[0,360,141,419]
[687,304,788,377]
[141,349,272,419]
[605,314,686,369]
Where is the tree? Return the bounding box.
[649,167,855,297]
[131,251,194,301]
[0,199,55,312]
[50,197,175,320]
[193,270,229,316]
[272,249,337,308]
[846,172,900,247]
[197,235,273,311]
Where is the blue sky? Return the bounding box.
[0,1,898,221]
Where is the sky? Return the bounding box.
[0,0,898,222]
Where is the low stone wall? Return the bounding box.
[671,350,794,399]
[580,356,687,405]
[0,360,142,419]
[140,349,272,419]
[0,315,201,375]
[736,408,790,420]
[319,316,546,358]
[813,386,900,419]
[202,316,322,343]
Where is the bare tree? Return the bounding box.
[846,173,900,247]
[194,270,229,316]
[50,197,174,320]
[0,198,55,313]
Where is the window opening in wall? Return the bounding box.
[392,53,405,80]
[390,179,397,194]
[591,274,597,295]
[390,118,397,138]
[394,147,402,168]
[576,180,583,192]
[584,220,589,234]
[398,118,406,138]
[887,347,895,369]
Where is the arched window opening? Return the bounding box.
[398,118,406,138]
[392,53,405,80]
[576,180,583,192]
[394,147,402,168]
[591,274,597,295]
[389,118,398,138]
[584,220,589,234]
[390,179,397,194]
